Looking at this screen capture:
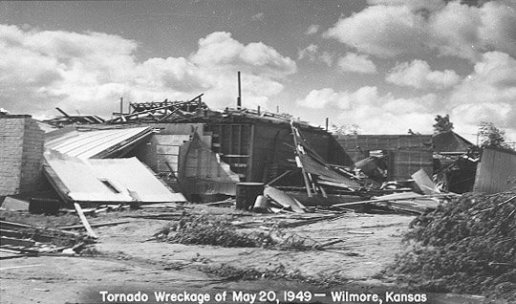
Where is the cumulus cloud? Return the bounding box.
[320,51,334,67]
[298,44,334,66]
[325,0,516,61]
[297,86,438,133]
[449,51,516,134]
[305,24,320,35]
[325,5,428,58]
[386,59,461,89]
[337,53,377,74]
[297,51,516,141]
[251,12,264,22]
[298,44,319,61]
[0,25,296,117]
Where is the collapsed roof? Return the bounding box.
[45,126,154,159]
[43,152,186,204]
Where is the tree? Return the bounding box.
[478,121,510,149]
[433,114,454,134]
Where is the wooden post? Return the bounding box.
[120,97,123,117]
[325,117,329,131]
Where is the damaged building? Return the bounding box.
[1,93,514,215]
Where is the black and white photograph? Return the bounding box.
[0,1,515,303]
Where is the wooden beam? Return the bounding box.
[55,107,71,118]
[74,203,98,238]
[291,123,313,197]
[158,108,180,122]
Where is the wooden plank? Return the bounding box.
[74,203,98,238]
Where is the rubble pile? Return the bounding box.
[391,191,516,300]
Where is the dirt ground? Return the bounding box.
[0,205,490,304]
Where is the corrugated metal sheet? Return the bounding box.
[45,127,153,159]
[473,149,516,194]
[44,152,186,203]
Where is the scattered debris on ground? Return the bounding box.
[0,219,95,258]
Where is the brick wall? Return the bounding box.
[20,118,45,192]
[0,115,44,196]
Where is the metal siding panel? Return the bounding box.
[474,149,516,193]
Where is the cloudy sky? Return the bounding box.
[1,0,515,143]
